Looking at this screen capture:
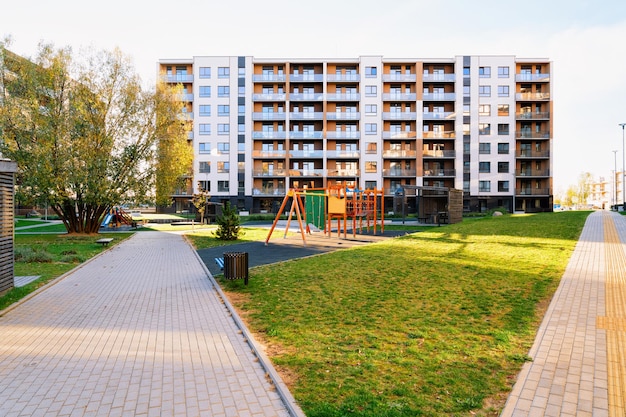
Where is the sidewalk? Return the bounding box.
[0,231,304,417]
[501,210,626,416]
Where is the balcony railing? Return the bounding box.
[382,74,417,82]
[382,150,417,158]
[423,73,456,82]
[423,169,456,177]
[382,93,417,101]
[290,150,324,158]
[383,169,417,177]
[326,74,361,82]
[382,131,417,139]
[251,150,288,158]
[382,112,417,120]
[423,111,456,120]
[423,92,456,101]
[289,131,324,139]
[516,150,550,158]
[289,112,324,120]
[515,73,550,82]
[326,93,361,101]
[516,169,550,177]
[423,150,456,158]
[516,188,551,196]
[327,169,360,177]
[176,93,194,102]
[515,92,550,101]
[516,131,551,139]
[252,74,287,82]
[327,131,360,139]
[516,111,550,120]
[290,74,324,82]
[252,93,287,101]
[252,131,287,139]
[252,112,286,121]
[326,150,361,158]
[290,93,324,101]
[423,131,456,139]
[162,74,194,83]
[252,187,286,196]
[290,169,326,177]
[326,112,360,120]
[253,169,288,177]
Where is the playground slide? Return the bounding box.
[101,213,113,227]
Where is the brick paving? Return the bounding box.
[501,211,626,417]
[0,231,303,417]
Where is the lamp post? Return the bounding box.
[619,123,626,211]
[614,150,618,207]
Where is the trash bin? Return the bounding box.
[223,252,249,285]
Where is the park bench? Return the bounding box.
[215,257,224,270]
[95,238,114,247]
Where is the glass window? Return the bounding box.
[218,105,230,116]
[218,86,230,97]
[199,67,211,78]
[218,181,229,192]
[479,104,491,116]
[366,142,377,153]
[238,86,245,96]
[479,66,491,78]
[365,161,377,173]
[365,123,377,134]
[199,105,211,117]
[479,181,491,192]
[498,104,509,116]
[365,104,377,115]
[497,143,509,154]
[365,180,377,189]
[199,86,211,97]
[197,180,210,192]
[498,66,509,78]
[479,143,491,154]
[365,85,377,97]
[218,124,230,135]
[479,85,491,97]
[217,161,230,173]
[498,124,509,135]
[199,124,211,135]
[217,143,230,154]
[218,67,230,78]
[365,66,377,77]
[479,162,491,173]
[199,143,210,154]
[238,105,245,115]
[498,162,509,173]
[498,181,509,192]
[238,124,245,133]
[199,161,210,173]
[463,104,470,116]
[479,123,491,135]
[498,85,509,97]
[463,67,470,77]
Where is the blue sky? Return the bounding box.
[3,0,626,194]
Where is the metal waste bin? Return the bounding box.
[223,252,249,285]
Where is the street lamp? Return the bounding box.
[619,123,626,211]
[613,150,618,207]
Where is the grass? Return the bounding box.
[216,211,590,416]
[1,233,132,311]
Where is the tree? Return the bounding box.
[192,191,210,223]
[0,41,192,234]
[214,201,241,241]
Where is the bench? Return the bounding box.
[95,238,114,247]
[215,257,224,270]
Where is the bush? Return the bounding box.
[214,201,241,240]
[14,246,53,263]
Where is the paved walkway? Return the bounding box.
[0,231,304,417]
[501,210,626,416]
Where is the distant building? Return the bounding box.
[157,55,553,214]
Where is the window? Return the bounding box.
[479,123,491,135]
[199,143,210,154]
[238,124,245,133]
[365,161,377,173]
[498,124,509,135]
[498,104,509,116]
[498,143,509,154]
[463,104,470,116]
[238,105,245,115]
[197,180,210,192]
[218,124,230,135]
[498,162,509,173]
[217,161,230,173]
[479,162,491,173]
[198,105,211,117]
[479,181,491,192]
[479,143,491,154]
[218,67,230,78]
[199,161,210,173]
[479,104,491,116]
[238,86,245,96]
[479,86,491,97]
[238,143,245,152]
[498,85,509,97]
[199,86,211,97]
[218,105,230,116]
[498,181,509,192]
[479,66,491,78]
[365,181,377,189]
[199,67,211,78]
[463,67,470,77]
[365,85,377,97]
[365,104,377,115]
[463,124,471,135]
[498,66,509,78]
[365,66,377,77]
[463,86,470,97]
[366,142,377,153]
[365,123,377,134]
[218,86,230,97]
[217,142,230,154]
[218,181,229,192]
[199,124,211,135]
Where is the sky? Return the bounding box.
[3,0,626,195]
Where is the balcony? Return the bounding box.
[382,74,417,82]
[290,150,324,158]
[326,131,360,139]
[423,92,456,101]
[253,169,288,177]
[382,93,417,101]
[516,188,551,196]
[252,74,287,82]
[326,150,361,159]
[253,93,287,101]
[326,112,360,120]
[423,169,456,177]
[516,169,550,177]
[382,150,417,158]
[176,93,194,102]
[515,92,550,101]
[382,112,417,121]
[423,111,456,120]
[516,150,550,158]
[290,93,324,101]
[326,74,360,82]
[162,74,194,83]
[516,111,550,120]
[382,131,417,139]
[423,73,456,82]
[252,112,286,121]
[326,93,361,101]
[515,131,551,139]
[327,169,360,177]
[423,150,456,158]
[290,74,324,82]
[289,131,324,139]
[251,150,288,158]
[252,187,287,196]
[289,169,325,177]
[252,131,287,140]
[515,73,550,82]
[289,112,324,120]
[383,169,417,177]
[423,131,456,139]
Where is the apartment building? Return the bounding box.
[157,55,553,214]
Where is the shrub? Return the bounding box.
[214,201,241,240]
[14,246,53,263]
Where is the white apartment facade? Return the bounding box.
[158,55,553,214]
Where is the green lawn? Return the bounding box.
[216,211,589,416]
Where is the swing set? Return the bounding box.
[264,185,385,246]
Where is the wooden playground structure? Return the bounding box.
[264,186,385,246]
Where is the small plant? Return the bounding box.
[214,201,241,241]
[14,246,53,263]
